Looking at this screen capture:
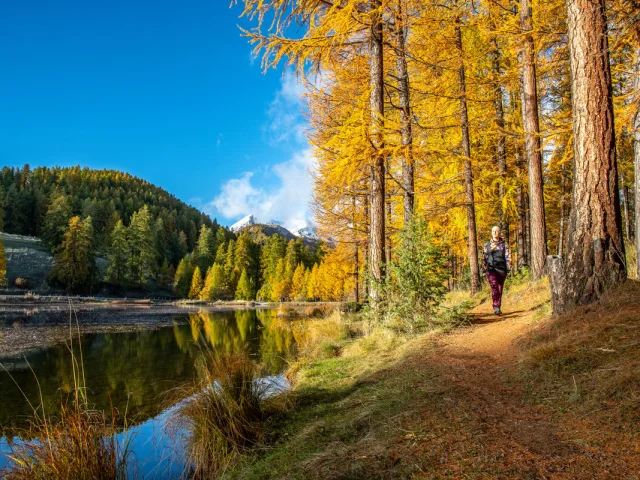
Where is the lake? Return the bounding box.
[0,307,313,478]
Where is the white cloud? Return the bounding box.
[264,70,307,146]
[209,149,316,233]
[207,70,318,233]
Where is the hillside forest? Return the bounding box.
[0,166,341,300]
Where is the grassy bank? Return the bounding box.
[223,276,640,479]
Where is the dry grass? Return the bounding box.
[520,279,640,424]
[169,351,281,478]
[2,402,130,480]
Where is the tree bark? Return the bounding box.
[455,21,480,296]
[491,37,507,229]
[395,0,414,225]
[369,0,386,302]
[550,0,626,314]
[352,195,360,303]
[517,0,547,280]
[516,148,527,269]
[524,191,531,266]
[634,46,640,278]
[558,163,567,256]
[621,173,631,241]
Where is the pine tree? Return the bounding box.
[235,269,255,300]
[127,205,156,287]
[174,257,195,298]
[50,216,96,293]
[42,191,73,249]
[106,220,129,286]
[194,224,217,272]
[189,266,204,299]
[200,264,229,300]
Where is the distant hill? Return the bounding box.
[0,165,216,256]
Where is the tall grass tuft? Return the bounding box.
[1,302,131,479]
[3,402,130,480]
[169,352,272,478]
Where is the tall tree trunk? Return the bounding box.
[364,192,370,299]
[550,0,626,314]
[396,0,414,225]
[517,0,547,280]
[634,46,640,278]
[558,163,567,256]
[621,173,631,241]
[352,195,360,303]
[491,37,507,230]
[455,21,480,296]
[516,148,527,269]
[369,0,386,302]
[386,193,392,266]
[524,191,531,266]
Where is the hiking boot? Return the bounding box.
[493,307,502,315]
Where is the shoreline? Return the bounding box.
[0,300,341,359]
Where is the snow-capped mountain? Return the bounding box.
[229,215,320,244]
[295,225,319,240]
[229,215,256,232]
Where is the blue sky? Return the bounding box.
[0,0,313,231]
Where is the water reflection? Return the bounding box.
[0,308,298,437]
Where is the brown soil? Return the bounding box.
[389,302,640,479]
[293,289,640,480]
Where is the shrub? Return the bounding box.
[374,219,450,331]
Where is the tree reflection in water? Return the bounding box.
[0,308,298,438]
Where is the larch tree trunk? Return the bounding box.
[491,37,507,230]
[516,146,527,269]
[455,21,480,296]
[517,0,547,280]
[369,0,386,302]
[549,0,626,314]
[634,46,640,279]
[352,195,359,303]
[364,192,370,299]
[558,163,567,256]
[524,191,531,266]
[621,173,631,241]
[396,0,414,225]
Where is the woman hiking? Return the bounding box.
[482,225,512,315]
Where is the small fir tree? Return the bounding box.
[235,269,255,300]
[106,220,129,285]
[50,216,96,293]
[200,264,229,300]
[174,257,195,298]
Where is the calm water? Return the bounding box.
[0,307,307,478]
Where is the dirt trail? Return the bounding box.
[403,301,640,479]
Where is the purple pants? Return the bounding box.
[486,271,507,308]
